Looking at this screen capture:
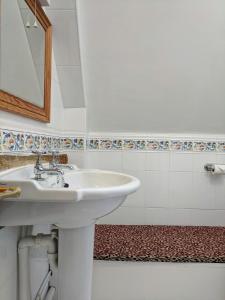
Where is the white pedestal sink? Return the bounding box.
[0,165,140,300]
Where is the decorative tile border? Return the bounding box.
[86,137,225,153]
[0,129,85,153]
[1,128,225,153]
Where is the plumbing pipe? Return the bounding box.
[18,233,57,300]
[36,280,48,300]
[35,271,52,300]
[18,245,31,300]
[20,225,34,238]
[48,253,58,274]
[18,237,38,300]
[45,287,56,300]
[35,234,57,255]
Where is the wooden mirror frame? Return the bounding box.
[0,0,52,122]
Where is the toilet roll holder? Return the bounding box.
[204,164,215,172]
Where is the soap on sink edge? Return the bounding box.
[0,186,21,199]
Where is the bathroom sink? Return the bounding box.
[0,164,140,227]
[0,163,140,300]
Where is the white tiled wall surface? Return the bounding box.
[0,227,20,300]
[68,151,85,168]
[93,261,225,300]
[86,150,225,226]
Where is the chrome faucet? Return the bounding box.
[49,150,74,170]
[32,151,64,181]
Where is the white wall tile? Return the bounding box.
[170,153,193,172]
[93,261,225,300]
[88,149,225,226]
[68,151,86,168]
[146,152,170,171]
[192,152,216,173]
[98,207,146,225]
[122,170,146,207]
[169,172,193,208]
[0,227,20,299]
[122,152,146,171]
[214,175,225,209]
[86,151,122,171]
[216,153,225,164]
[145,207,225,226]
[144,171,169,208]
[192,173,215,209]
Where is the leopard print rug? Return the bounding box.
[94,225,225,263]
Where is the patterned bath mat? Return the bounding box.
[94,225,225,263]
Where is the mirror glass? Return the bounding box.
[0,0,45,108]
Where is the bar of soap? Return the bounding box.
[0,187,8,193]
[0,186,21,199]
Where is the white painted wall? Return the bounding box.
[77,0,225,134]
[46,1,86,108]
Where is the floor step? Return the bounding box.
[94,225,225,263]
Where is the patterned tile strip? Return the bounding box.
[1,128,225,153]
[87,138,225,153]
[0,129,85,153]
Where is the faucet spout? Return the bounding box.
[43,168,64,176]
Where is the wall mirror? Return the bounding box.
[0,0,52,122]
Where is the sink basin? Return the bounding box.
[0,164,140,227]
[0,163,140,300]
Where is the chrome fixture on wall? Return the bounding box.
[204,164,215,172]
[204,164,225,175]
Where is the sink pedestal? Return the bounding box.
[58,224,95,300]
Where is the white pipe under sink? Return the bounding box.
[45,287,56,300]
[18,245,31,300]
[35,271,52,300]
[18,233,57,300]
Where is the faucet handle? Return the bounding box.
[48,150,60,167]
[32,150,47,164]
